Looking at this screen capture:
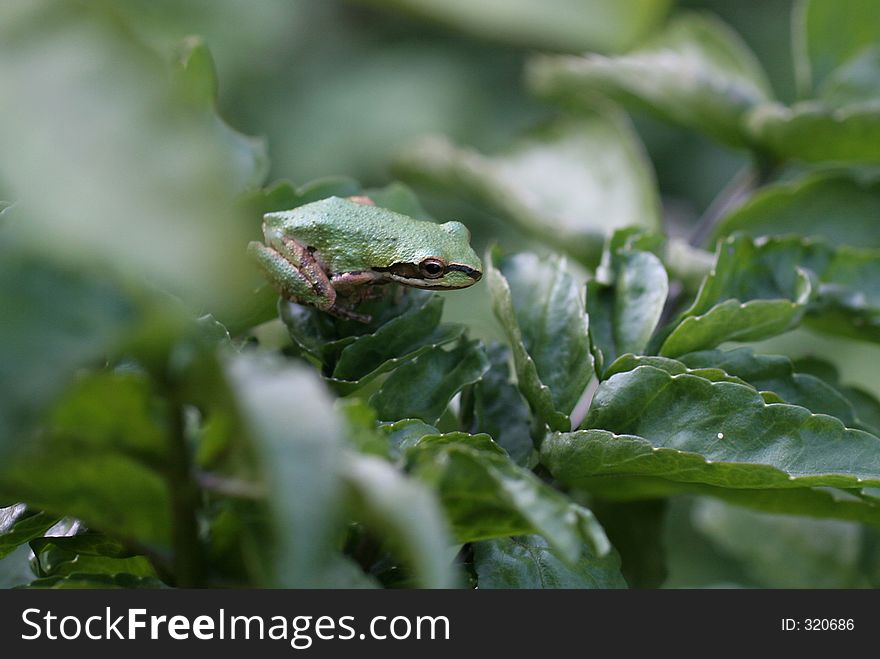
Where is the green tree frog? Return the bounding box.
[248,196,482,321]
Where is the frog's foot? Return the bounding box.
[328,303,372,323]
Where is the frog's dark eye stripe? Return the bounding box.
[445,264,482,281]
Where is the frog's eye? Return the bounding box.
[420,258,446,279]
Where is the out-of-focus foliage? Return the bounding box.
[3,0,880,590]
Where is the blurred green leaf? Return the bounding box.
[713,173,880,247]
[340,454,456,588]
[0,254,136,453]
[679,348,863,429]
[543,365,880,490]
[225,352,344,587]
[0,4,256,315]
[473,535,625,589]
[0,371,172,547]
[409,437,609,562]
[172,36,269,190]
[357,0,672,53]
[487,250,593,432]
[747,101,880,164]
[370,338,489,424]
[461,343,533,466]
[794,0,880,95]
[692,499,868,588]
[528,13,772,147]
[396,114,660,266]
[588,237,668,371]
[0,508,58,559]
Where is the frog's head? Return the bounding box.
[383,220,483,290]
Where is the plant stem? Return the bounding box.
[166,392,205,587]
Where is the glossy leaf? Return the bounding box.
[660,235,822,356]
[0,508,58,559]
[713,173,880,247]
[528,13,772,147]
[408,437,609,562]
[588,240,668,370]
[30,534,158,579]
[358,0,671,53]
[370,338,489,423]
[487,250,593,432]
[340,454,456,588]
[473,535,625,589]
[543,365,880,490]
[396,114,660,266]
[679,348,862,428]
[461,343,534,466]
[330,294,464,393]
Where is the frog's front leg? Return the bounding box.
[248,236,372,322]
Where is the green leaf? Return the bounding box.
[543,365,880,491]
[692,499,869,588]
[487,250,593,432]
[0,508,58,559]
[370,338,489,424]
[747,101,880,164]
[340,454,456,588]
[225,352,344,587]
[794,0,880,95]
[0,255,136,453]
[605,354,750,386]
[461,343,534,466]
[659,235,817,356]
[172,36,268,190]
[395,114,660,266]
[713,173,880,247]
[668,235,880,344]
[0,12,258,315]
[473,535,625,589]
[382,419,442,456]
[588,239,668,370]
[679,348,862,428]
[408,438,610,562]
[330,295,465,394]
[30,534,158,579]
[791,356,880,434]
[528,13,772,147]
[0,372,172,547]
[356,0,671,53]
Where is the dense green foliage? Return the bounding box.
[3,0,880,589]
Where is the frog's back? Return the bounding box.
[264,196,447,272]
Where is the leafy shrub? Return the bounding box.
[3,0,880,588]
